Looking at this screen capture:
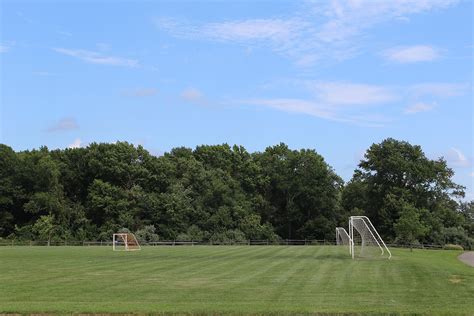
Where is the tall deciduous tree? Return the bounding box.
[343,138,465,242]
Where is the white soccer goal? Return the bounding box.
[336,227,352,253]
[349,216,391,259]
[113,233,141,251]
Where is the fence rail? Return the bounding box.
[0,239,334,247]
[0,239,452,249]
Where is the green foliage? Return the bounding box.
[135,225,160,242]
[32,214,57,245]
[394,202,429,246]
[210,229,247,243]
[1,139,471,245]
[343,138,469,246]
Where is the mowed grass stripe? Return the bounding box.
[0,246,473,314]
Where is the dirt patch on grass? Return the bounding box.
[449,275,463,284]
[458,251,474,267]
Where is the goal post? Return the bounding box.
[336,227,352,253]
[349,216,391,259]
[113,233,141,251]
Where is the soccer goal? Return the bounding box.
[336,227,352,252]
[349,216,391,259]
[112,233,141,251]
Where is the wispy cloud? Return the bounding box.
[0,45,10,53]
[446,147,471,167]
[308,82,396,105]
[410,83,469,97]
[156,1,459,66]
[242,97,387,127]
[123,88,158,97]
[68,138,83,149]
[404,102,436,114]
[33,71,57,76]
[47,117,79,132]
[181,87,204,102]
[316,0,458,41]
[200,19,304,42]
[383,45,440,63]
[241,80,396,126]
[239,79,467,125]
[57,30,73,37]
[53,48,138,67]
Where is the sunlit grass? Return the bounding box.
[0,246,472,315]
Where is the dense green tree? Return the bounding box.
[255,144,343,239]
[0,139,470,247]
[343,138,465,242]
[394,202,429,250]
[32,214,57,246]
[0,145,19,236]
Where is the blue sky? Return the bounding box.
[0,0,473,199]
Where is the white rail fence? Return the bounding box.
[0,239,447,249]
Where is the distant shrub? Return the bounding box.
[135,225,160,242]
[443,244,464,251]
[210,229,247,244]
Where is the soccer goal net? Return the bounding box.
[336,227,352,246]
[113,233,141,251]
[349,216,391,259]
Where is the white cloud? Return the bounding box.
[156,17,312,64]
[404,102,435,114]
[156,17,305,42]
[53,48,138,67]
[446,147,471,167]
[309,82,396,106]
[156,1,459,66]
[181,88,204,102]
[201,19,304,42]
[0,45,9,53]
[33,71,56,76]
[239,78,466,125]
[244,80,396,125]
[410,83,468,97]
[383,45,439,63]
[68,138,82,149]
[123,88,158,97]
[469,172,474,177]
[47,117,79,132]
[317,0,458,42]
[242,95,388,127]
[244,98,337,120]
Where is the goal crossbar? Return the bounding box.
[113,233,141,251]
[349,216,391,259]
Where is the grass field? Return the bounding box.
[0,246,473,315]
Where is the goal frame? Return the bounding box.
[349,216,391,259]
[112,233,141,251]
[335,227,352,253]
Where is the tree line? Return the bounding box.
[0,138,472,247]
